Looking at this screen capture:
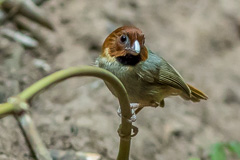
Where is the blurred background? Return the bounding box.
[0,0,240,159]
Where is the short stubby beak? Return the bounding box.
[132,40,141,55]
[125,40,141,56]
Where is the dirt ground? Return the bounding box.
[0,0,240,160]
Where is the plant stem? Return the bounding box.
[117,139,131,160]
[16,112,52,160]
[0,66,133,160]
[0,103,14,118]
[18,66,132,160]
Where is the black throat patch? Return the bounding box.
[116,54,141,66]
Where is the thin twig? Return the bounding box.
[15,112,52,160]
[2,0,54,30]
[5,97,52,160]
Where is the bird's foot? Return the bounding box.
[118,124,139,140]
[129,103,141,109]
[117,102,160,122]
[117,103,137,122]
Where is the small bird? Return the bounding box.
[96,26,208,119]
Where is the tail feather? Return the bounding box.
[186,84,208,102]
[180,84,208,102]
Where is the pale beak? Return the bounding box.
[132,40,141,55]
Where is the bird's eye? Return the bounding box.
[120,35,127,43]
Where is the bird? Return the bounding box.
[96,26,208,120]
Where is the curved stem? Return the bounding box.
[0,66,133,160]
[18,66,132,160]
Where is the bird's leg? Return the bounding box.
[129,103,141,109]
[135,107,143,114]
[133,102,160,114]
[117,102,160,122]
[117,103,138,122]
[130,102,159,109]
[127,102,159,111]
[130,107,137,122]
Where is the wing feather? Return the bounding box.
[137,49,191,96]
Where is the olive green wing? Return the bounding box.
[137,50,191,96]
[158,58,191,96]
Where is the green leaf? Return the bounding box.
[210,143,226,160]
[226,141,240,158]
[188,158,200,160]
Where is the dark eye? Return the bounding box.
[120,35,127,43]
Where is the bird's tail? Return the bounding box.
[181,84,208,102]
[186,84,208,102]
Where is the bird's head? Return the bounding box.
[101,26,148,65]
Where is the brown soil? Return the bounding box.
[0,0,240,160]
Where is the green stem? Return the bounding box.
[0,66,133,160]
[0,103,14,117]
[18,66,132,160]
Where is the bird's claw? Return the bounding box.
[118,124,139,140]
[117,104,137,122]
[117,107,122,117]
[129,110,137,122]
[129,103,140,109]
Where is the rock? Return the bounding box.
[0,28,38,48]
[50,149,102,160]
[33,58,51,72]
